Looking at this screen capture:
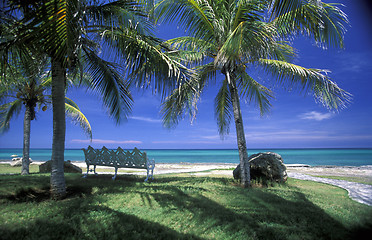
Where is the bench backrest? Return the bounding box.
[115,147,147,168]
[82,146,97,165]
[82,146,147,168]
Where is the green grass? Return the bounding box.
[0,167,371,239]
[0,164,40,174]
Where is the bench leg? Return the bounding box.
[83,164,90,178]
[94,165,97,175]
[112,167,118,180]
[145,166,154,182]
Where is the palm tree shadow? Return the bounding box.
[2,175,371,239]
[145,177,358,239]
[1,174,143,202]
[0,200,202,240]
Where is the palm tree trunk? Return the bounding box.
[50,58,67,199]
[21,105,31,175]
[226,71,251,188]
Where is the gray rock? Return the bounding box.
[233,152,287,184]
[39,160,82,173]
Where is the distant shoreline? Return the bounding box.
[2,148,372,166]
[1,160,372,168]
[1,147,372,150]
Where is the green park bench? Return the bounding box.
[82,146,155,182]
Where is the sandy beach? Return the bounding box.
[2,160,371,180]
[74,161,372,179]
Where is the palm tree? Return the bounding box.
[0,66,92,175]
[1,0,189,199]
[155,0,351,187]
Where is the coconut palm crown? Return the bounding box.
[155,0,351,187]
[0,64,92,175]
[1,0,190,199]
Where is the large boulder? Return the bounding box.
[233,152,287,184]
[39,160,82,173]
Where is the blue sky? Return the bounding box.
[1,0,372,149]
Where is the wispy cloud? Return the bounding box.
[299,111,333,121]
[245,129,372,142]
[152,140,229,145]
[129,116,162,123]
[71,139,142,144]
[246,130,324,141]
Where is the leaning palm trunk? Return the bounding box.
[226,71,251,187]
[21,105,31,175]
[50,58,66,199]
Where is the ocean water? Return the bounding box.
[1,148,372,166]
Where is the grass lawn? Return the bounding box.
[0,167,371,239]
[0,164,40,174]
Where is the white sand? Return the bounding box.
[1,160,371,179]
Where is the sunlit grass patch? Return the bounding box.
[0,163,40,174]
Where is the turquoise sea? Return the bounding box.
[1,148,372,166]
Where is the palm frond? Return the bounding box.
[270,41,296,62]
[195,62,218,85]
[258,58,351,110]
[82,46,133,123]
[154,0,216,42]
[233,0,266,30]
[215,79,232,136]
[165,36,216,61]
[216,19,277,66]
[271,0,348,48]
[0,99,23,133]
[270,0,303,18]
[100,26,193,98]
[86,0,153,35]
[65,102,92,139]
[64,97,80,111]
[161,76,202,129]
[237,70,274,116]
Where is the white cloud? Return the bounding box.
[129,116,162,123]
[71,139,142,144]
[299,111,333,121]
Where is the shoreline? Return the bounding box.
[1,160,372,179]
[1,159,372,168]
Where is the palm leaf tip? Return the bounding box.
[258,58,351,111]
[0,100,23,133]
[65,103,92,139]
[313,79,352,111]
[161,80,200,129]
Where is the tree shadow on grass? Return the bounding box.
[1,175,371,239]
[0,201,202,240]
[143,176,365,239]
[0,174,145,202]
